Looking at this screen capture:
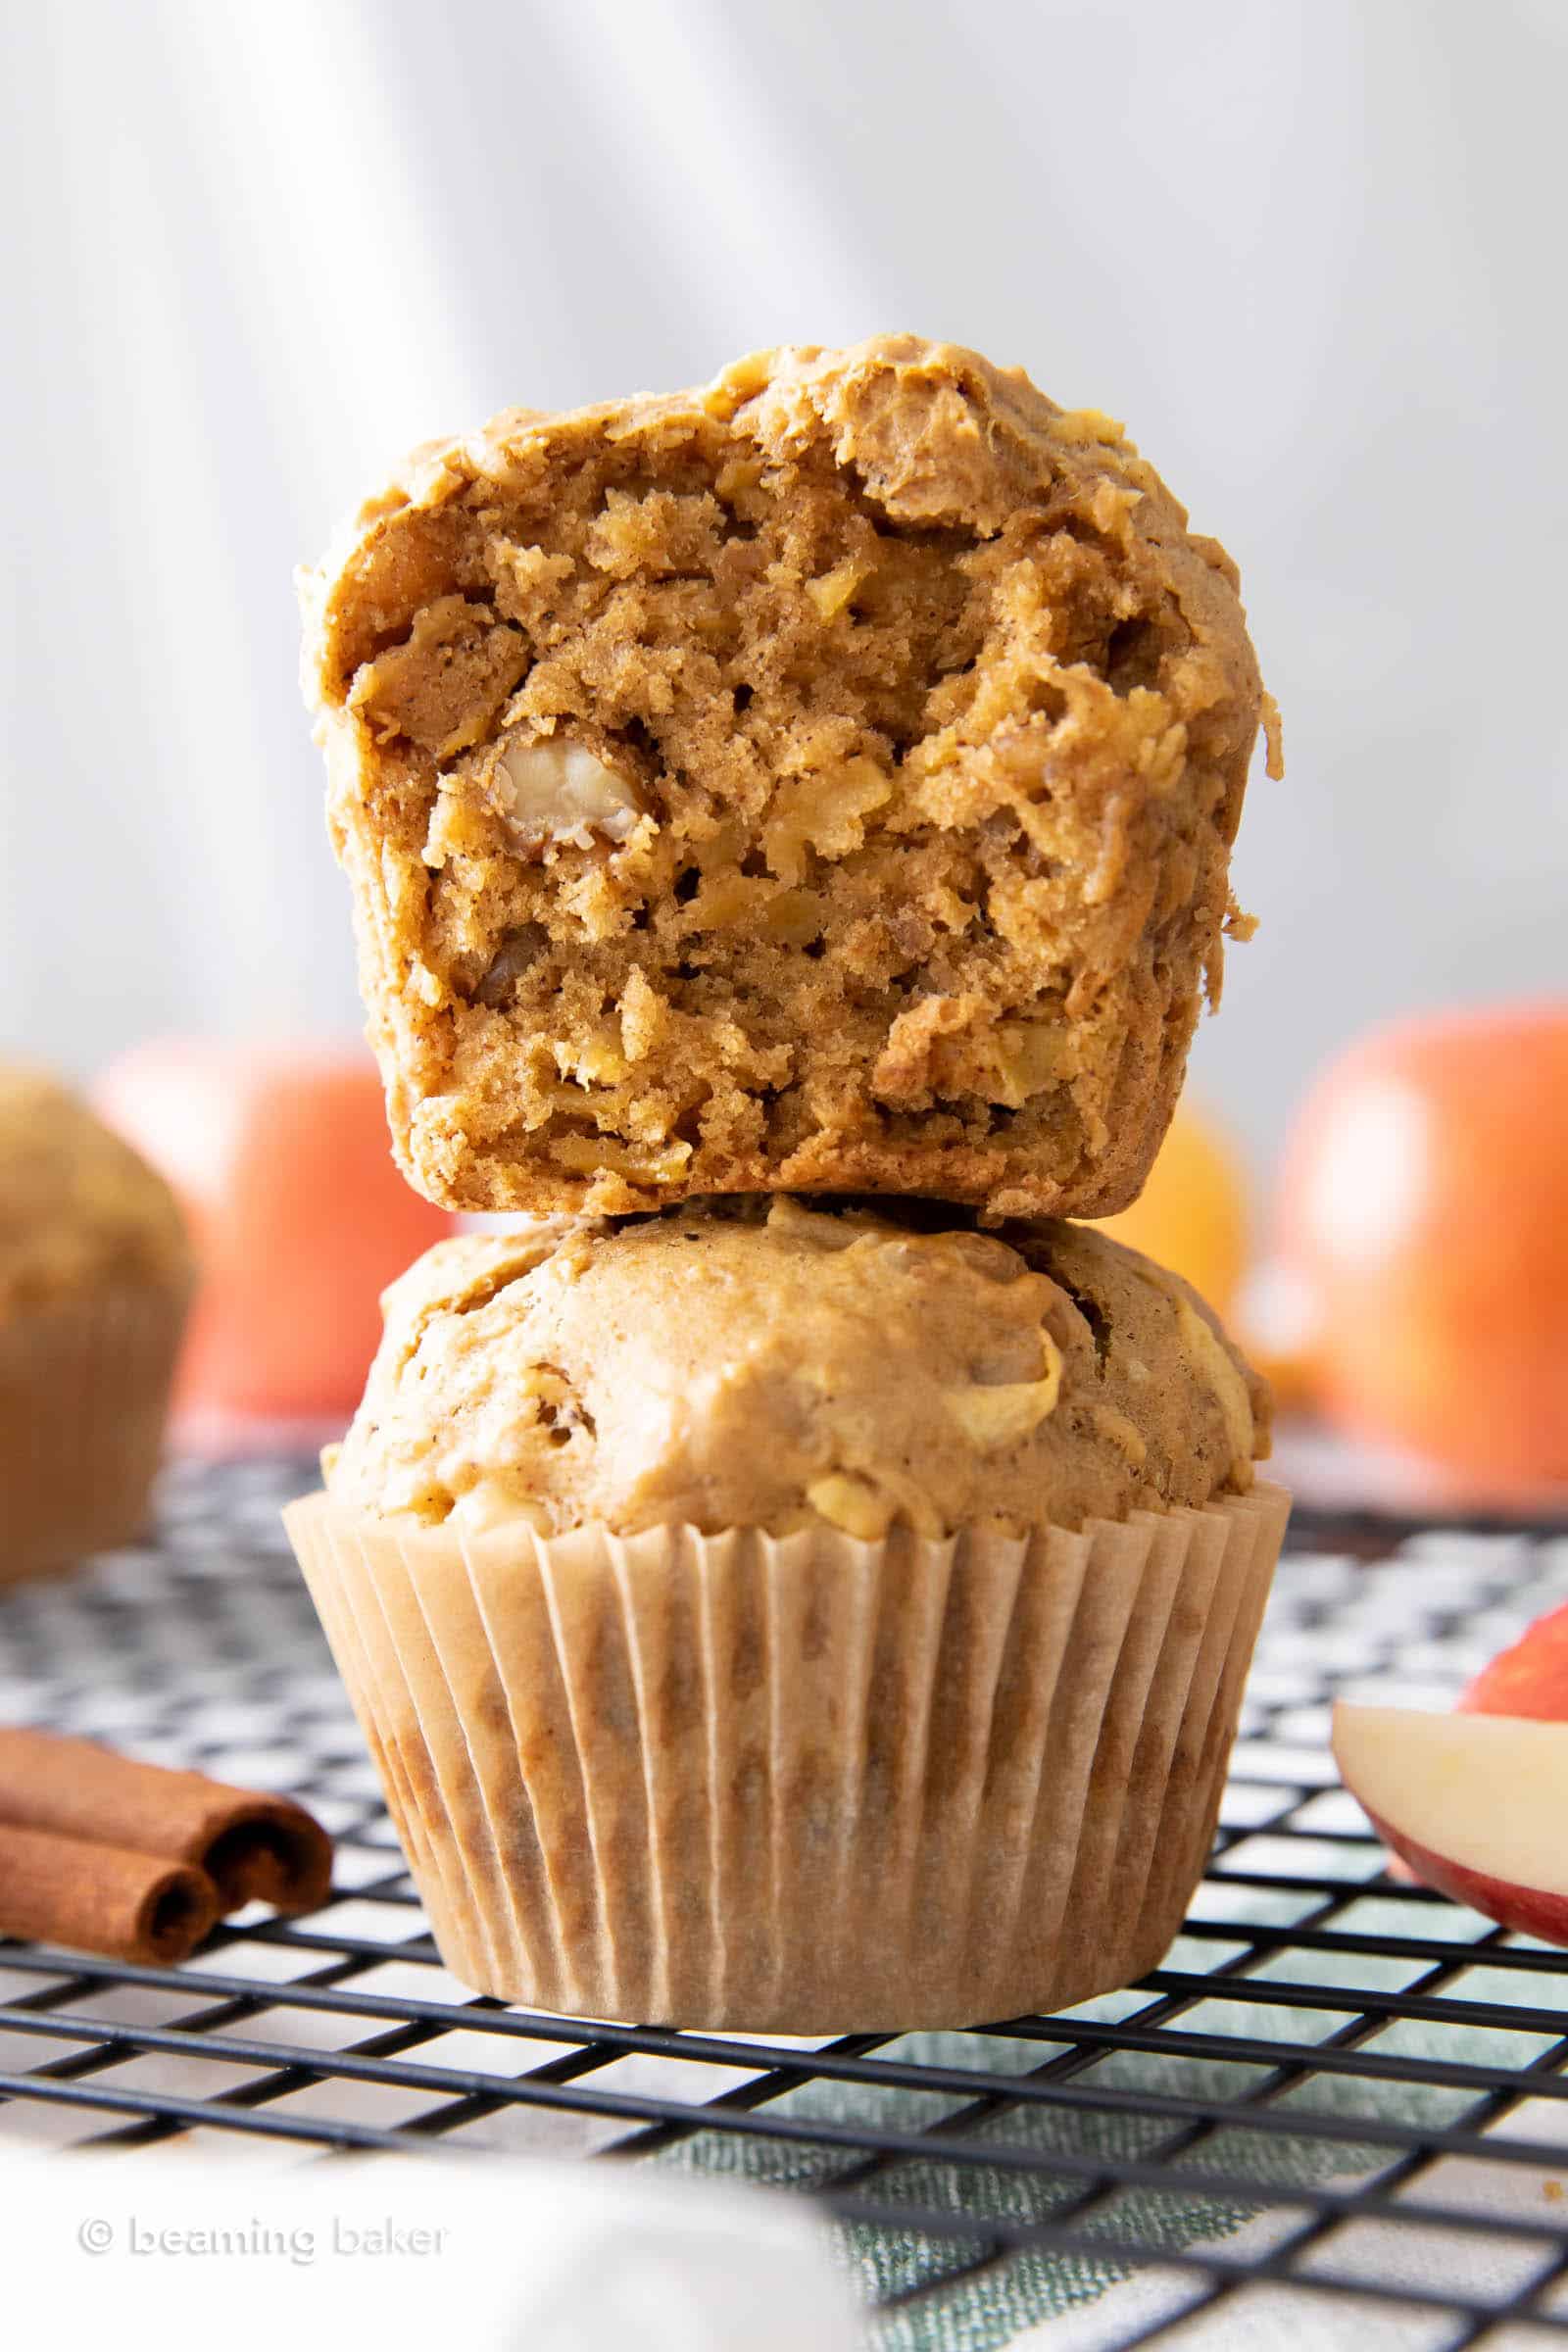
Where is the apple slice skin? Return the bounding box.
[1334,1701,1568,1943]
[1361,1802,1568,1943]
[1461,1599,1568,1720]
[1372,1818,1568,1941]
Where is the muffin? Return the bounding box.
[284,1199,1289,2030]
[300,335,1278,1224]
[0,1062,194,1583]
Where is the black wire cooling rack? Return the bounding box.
[4,1457,1568,2348]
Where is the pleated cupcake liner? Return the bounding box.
[284,1481,1291,2032]
[0,1282,191,1587]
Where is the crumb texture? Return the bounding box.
[0,1063,192,1313]
[303,336,1271,1218]
[327,1198,1271,1540]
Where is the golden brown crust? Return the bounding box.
[0,1063,193,1315]
[327,1199,1271,1540]
[302,336,1272,1218]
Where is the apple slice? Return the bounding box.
[1332,1701,1568,1942]
[1460,1599,1568,1720]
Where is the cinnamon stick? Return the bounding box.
[0,1730,332,1915]
[0,1823,218,1963]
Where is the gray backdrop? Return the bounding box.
[5,0,1563,1177]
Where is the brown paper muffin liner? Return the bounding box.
[284,1480,1291,2032]
[0,1283,191,1588]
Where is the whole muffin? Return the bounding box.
[301,335,1277,1223]
[288,1200,1289,2031]
[0,1062,194,1582]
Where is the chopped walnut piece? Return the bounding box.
[474,923,547,1007]
[494,734,648,853]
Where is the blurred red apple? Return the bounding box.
[1334,1701,1568,1941]
[94,1040,452,1419]
[1278,1000,1568,1494]
[1461,1599,1568,1720]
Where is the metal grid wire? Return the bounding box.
[3,1460,1568,2345]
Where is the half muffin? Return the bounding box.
[301,337,1277,1222]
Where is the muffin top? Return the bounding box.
[0,1062,192,1314]
[327,1196,1270,1539]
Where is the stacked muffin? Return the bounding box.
[286,337,1290,2030]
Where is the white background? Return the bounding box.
[4,0,1564,1174]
